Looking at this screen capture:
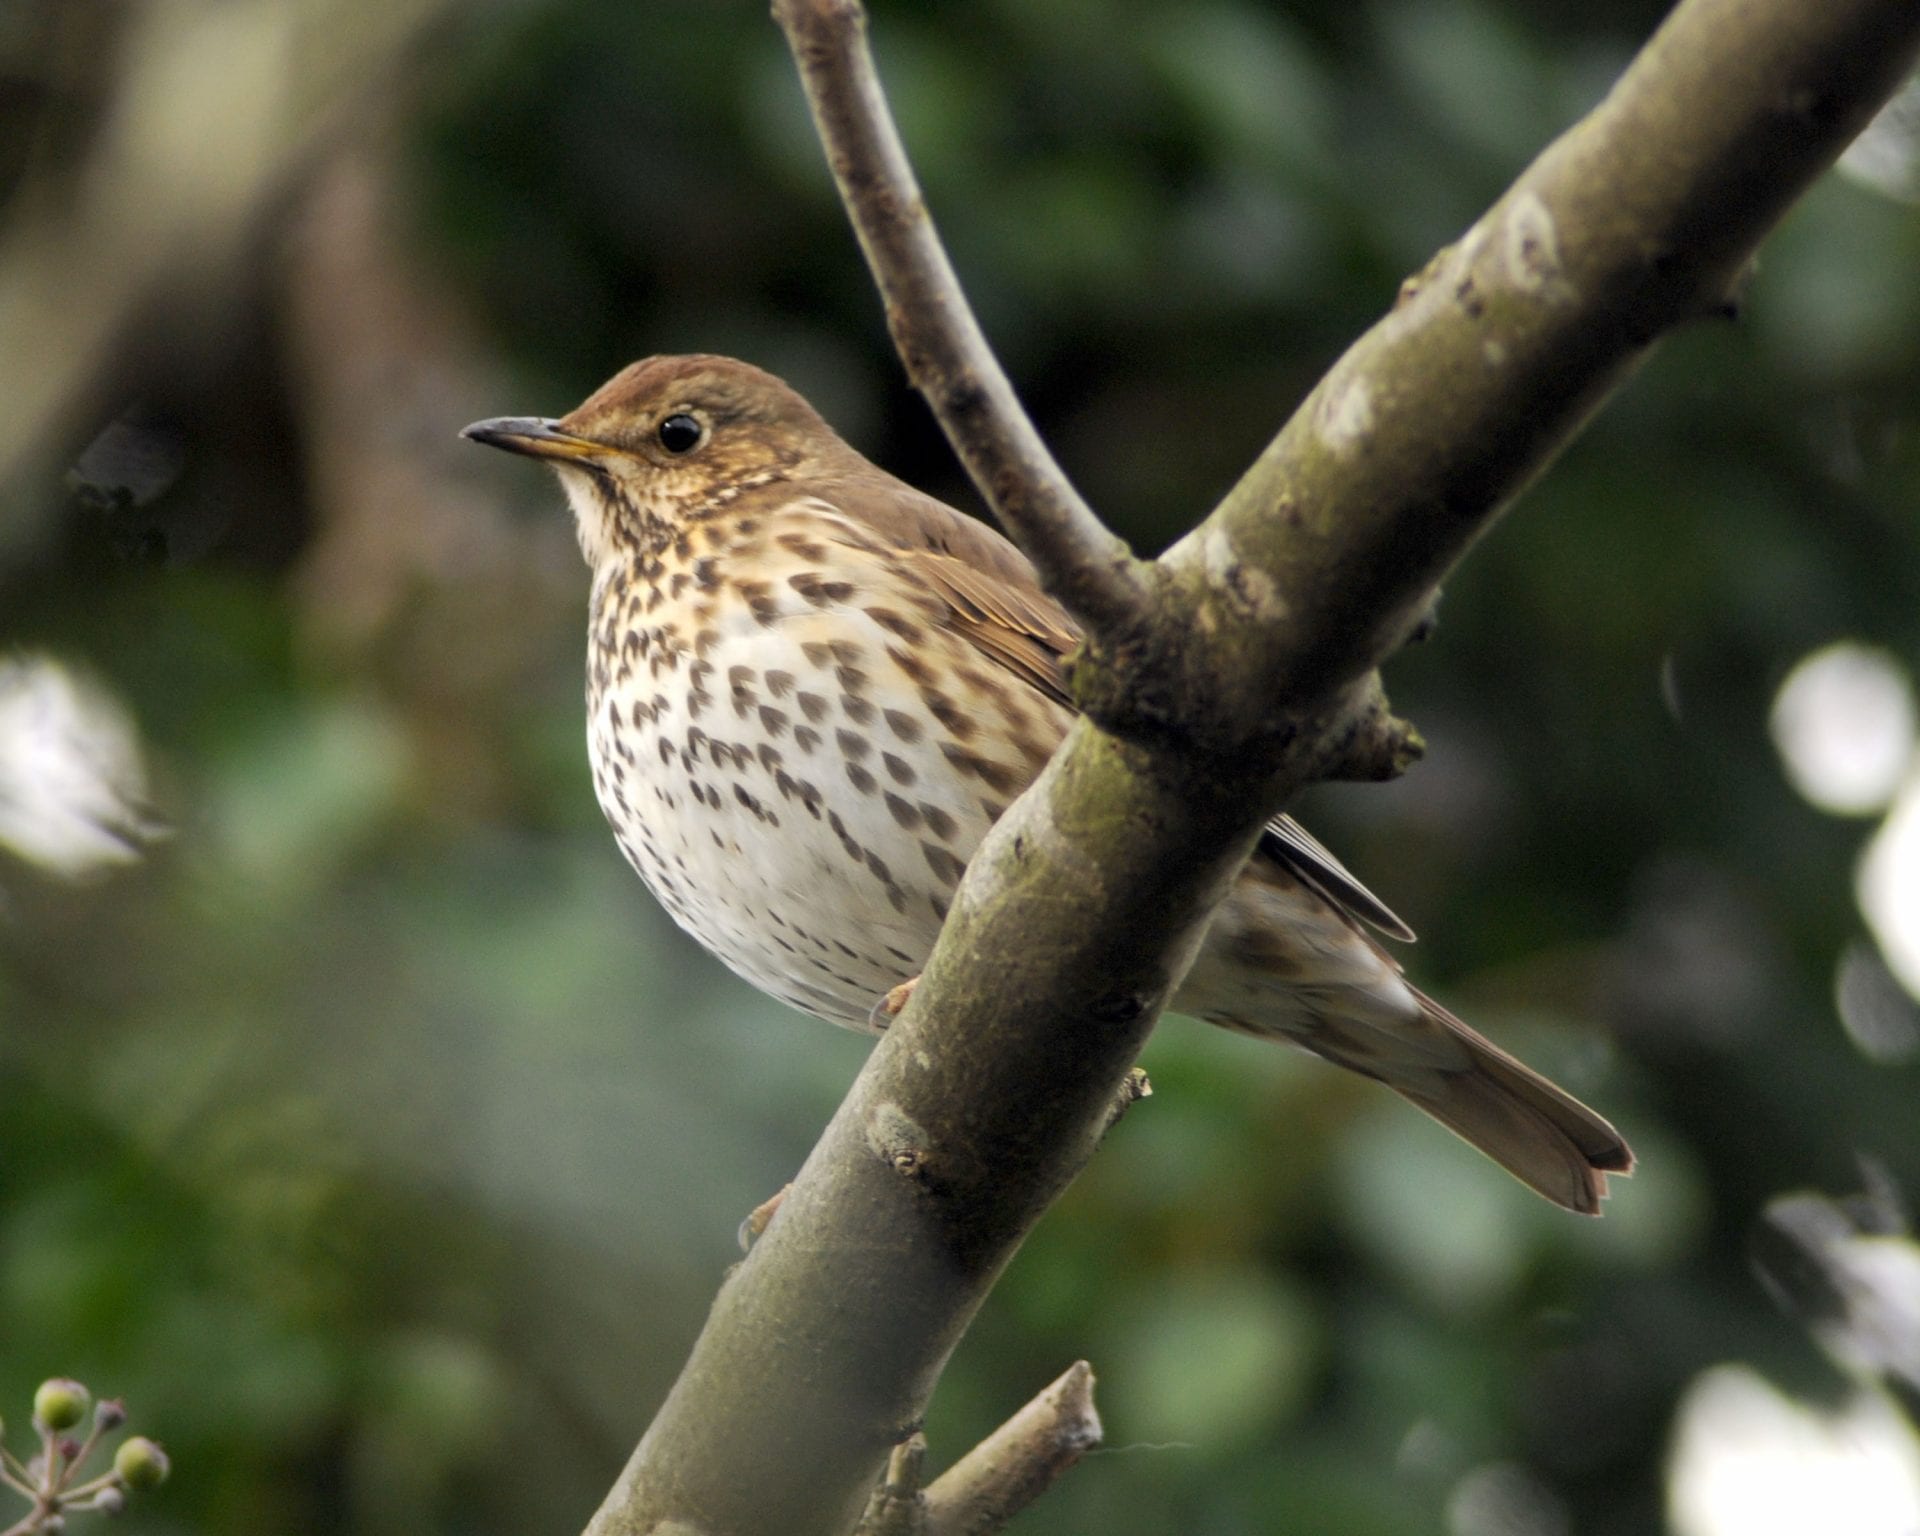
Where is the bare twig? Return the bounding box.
[923,1362,1103,1536]
[771,0,1152,643]
[0,1454,33,1498]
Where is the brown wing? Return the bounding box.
[821,467,1414,941]
[1259,816,1416,942]
[898,548,1078,707]
[816,468,1080,707]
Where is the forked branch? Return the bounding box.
[851,1362,1103,1536]
[922,1360,1103,1536]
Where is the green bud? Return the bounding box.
[34,1379,89,1432]
[114,1436,170,1490]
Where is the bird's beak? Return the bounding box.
[460,417,610,462]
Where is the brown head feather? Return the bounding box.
[561,354,851,467]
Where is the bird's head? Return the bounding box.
[463,354,855,566]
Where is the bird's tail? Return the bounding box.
[1206,985,1633,1214]
[1377,990,1633,1214]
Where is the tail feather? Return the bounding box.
[1185,851,1632,1213]
[1205,987,1634,1214]
[1383,991,1633,1215]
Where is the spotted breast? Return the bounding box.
[585,492,1071,1025]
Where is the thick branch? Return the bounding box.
[1130,0,1920,748]
[585,4,1920,1534]
[771,0,1152,642]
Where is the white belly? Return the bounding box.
[586,569,1057,1029]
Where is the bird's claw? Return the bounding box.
[867,975,920,1032]
[737,1182,792,1252]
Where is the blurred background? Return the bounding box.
[3,1,1918,1532]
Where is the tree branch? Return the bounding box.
[1135,0,1920,749]
[847,1362,1102,1536]
[771,0,1153,644]
[922,1361,1103,1536]
[582,4,1920,1534]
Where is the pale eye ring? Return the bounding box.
[657,414,703,454]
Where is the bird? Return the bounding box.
[463,354,1633,1213]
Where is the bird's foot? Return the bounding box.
[737,1182,793,1252]
[867,975,920,1032]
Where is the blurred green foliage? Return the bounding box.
[3,1,1918,1533]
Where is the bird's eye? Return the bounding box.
[657,414,704,454]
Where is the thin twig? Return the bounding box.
[771,0,1152,642]
[35,1431,57,1498]
[56,1473,119,1502]
[922,1362,1103,1536]
[0,1458,33,1499]
[55,1423,104,1497]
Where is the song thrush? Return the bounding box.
[464,354,1633,1213]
